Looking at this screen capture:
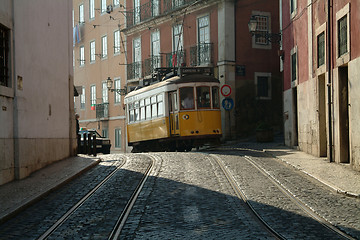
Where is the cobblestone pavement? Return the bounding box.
[121,152,274,239]
[0,151,359,239]
[231,148,360,239]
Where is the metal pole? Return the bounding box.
[327,0,333,162]
[92,133,97,156]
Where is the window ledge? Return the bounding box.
[0,86,14,98]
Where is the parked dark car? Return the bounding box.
[79,129,111,154]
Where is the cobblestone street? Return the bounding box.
[0,148,359,239]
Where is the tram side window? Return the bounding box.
[140,99,145,120]
[157,94,164,116]
[151,96,157,117]
[180,87,194,110]
[145,98,151,119]
[196,86,211,109]
[129,103,134,123]
[134,101,140,121]
[212,86,220,109]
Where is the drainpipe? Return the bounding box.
[327,0,333,162]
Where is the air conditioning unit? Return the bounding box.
[106,5,113,14]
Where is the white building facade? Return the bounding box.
[0,0,75,185]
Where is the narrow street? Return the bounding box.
[0,143,359,239]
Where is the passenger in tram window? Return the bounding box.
[181,88,194,109]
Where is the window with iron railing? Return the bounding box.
[317,32,325,67]
[80,86,86,109]
[96,103,109,119]
[190,43,213,66]
[338,15,348,57]
[0,24,9,87]
[255,15,269,45]
[291,51,297,82]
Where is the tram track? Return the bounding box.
[208,152,355,240]
[37,154,156,240]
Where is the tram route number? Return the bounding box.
[222,98,234,111]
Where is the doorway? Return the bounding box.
[318,74,327,157]
[338,66,350,163]
[292,87,298,146]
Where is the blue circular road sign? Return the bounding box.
[222,98,234,111]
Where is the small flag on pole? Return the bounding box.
[91,104,95,110]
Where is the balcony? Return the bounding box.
[165,50,186,68]
[143,55,162,76]
[190,43,213,66]
[126,0,197,28]
[127,61,142,81]
[96,103,109,119]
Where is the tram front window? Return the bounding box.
[197,86,210,109]
[180,87,194,110]
[212,86,220,109]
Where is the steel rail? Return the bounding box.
[38,157,127,240]
[108,154,155,240]
[209,154,286,240]
[242,153,355,240]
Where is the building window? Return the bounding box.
[114,78,121,103]
[290,0,297,17]
[114,0,120,7]
[115,128,122,148]
[317,32,325,67]
[255,15,269,45]
[152,0,159,16]
[101,0,107,13]
[173,0,184,8]
[89,0,95,20]
[255,73,272,100]
[90,40,96,63]
[102,82,108,103]
[151,30,161,68]
[80,45,85,66]
[133,37,141,78]
[79,4,84,23]
[90,85,96,107]
[291,50,297,82]
[173,24,183,52]
[102,128,108,138]
[338,15,348,57]
[134,0,140,24]
[197,16,211,65]
[0,24,10,87]
[114,30,121,54]
[80,86,86,109]
[101,35,107,59]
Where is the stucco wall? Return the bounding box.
[297,78,320,156]
[11,0,75,180]
[348,57,360,170]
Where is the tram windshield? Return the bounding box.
[180,87,195,110]
[196,86,211,109]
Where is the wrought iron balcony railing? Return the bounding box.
[126,0,197,28]
[190,43,213,66]
[127,61,142,80]
[96,103,109,119]
[144,55,162,76]
[165,50,186,68]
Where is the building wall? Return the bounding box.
[283,0,360,171]
[0,0,75,185]
[73,0,127,152]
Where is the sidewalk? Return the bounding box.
[0,155,100,223]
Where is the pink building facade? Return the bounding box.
[282,0,360,171]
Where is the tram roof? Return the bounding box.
[125,74,219,99]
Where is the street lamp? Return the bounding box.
[106,77,127,95]
[248,15,281,43]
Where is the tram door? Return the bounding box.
[169,91,180,135]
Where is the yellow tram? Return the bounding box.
[124,68,222,152]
